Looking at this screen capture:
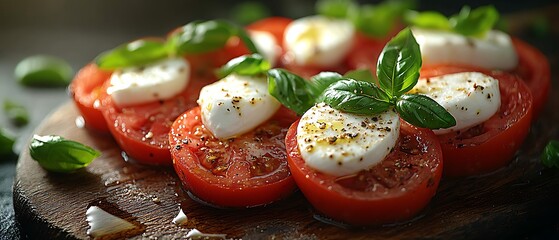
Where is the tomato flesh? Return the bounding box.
[286,120,443,225]
[421,66,533,176]
[170,106,298,207]
[69,64,112,132]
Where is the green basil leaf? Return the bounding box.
[309,72,344,96]
[231,1,271,25]
[0,128,15,157]
[449,5,499,37]
[3,100,29,127]
[541,140,559,168]
[233,25,261,54]
[95,39,169,70]
[395,94,456,129]
[351,0,415,38]
[404,10,450,30]
[267,69,316,115]
[30,135,100,172]
[217,54,270,78]
[376,28,421,98]
[14,55,73,87]
[320,79,391,115]
[316,0,358,19]
[168,20,234,55]
[343,68,375,83]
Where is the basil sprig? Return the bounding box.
[30,135,100,172]
[96,20,259,70]
[405,5,499,37]
[267,28,455,129]
[541,140,559,169]
[317,0,415,38]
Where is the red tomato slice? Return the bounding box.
[68,64,113,132]
[511,37,551,116]
[170,106,298,207]
[421,65,533,177]
[286,120,443,226]
[345,31,395,76]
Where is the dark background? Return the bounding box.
[1,0,557,239]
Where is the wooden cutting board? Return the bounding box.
[13,90,559,239]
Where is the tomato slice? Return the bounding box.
[170,106,298,207]
[511,37,551,116]
[421,65,533,176]
[69,64,113,132]
[286,120,443,225]
[345,31,394,76]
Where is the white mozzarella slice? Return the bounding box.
[412,28,518,70]
[250,31,281,67]
[197,74,280,139]
[284,15,355,67]
[411,72,501,135]
[297,103,400,177]
[106,57,190,107]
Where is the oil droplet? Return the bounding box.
[86,206,138,238]
[75,116,85,128]
[185,229,226,239]
[172,208,188,226]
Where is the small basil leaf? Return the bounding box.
[309,72,344,96]
[231,1,271,25]
[14,55,73,87]
[449,5,499,37]
[395,94,456,129]
[352,0,414,38]
[169,20,235,55]
[343,68,375,83]
[404,10,450,30]
[267,69,315,116]
[541,140,559,168]
[316,0,358,19]
[95,39,169,70]
[234,25,261,54]
[320,79,391,115]
[30,135,101,173]
[3,100,29,127]
[376,28,421,98]
[0,128,15,157]
[217,54,270,78]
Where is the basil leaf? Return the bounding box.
[234,26,261,55]
[30,135,100,173]
[449,5,499,37]
[267,69,315,115]
[541,140,559,168]
[3,100,29,127]
[231,1,270,25]
[0,128,15,157]
[217,54,270,78]
[376,28,421,98]
[395,94,456,129]
[168,20,234,55]
[316,0,358,19]
[404,10,450,30]
[343,68,375,83]
[309,72,344,96]
[352,0,414,38]
[320,79,391,115]
[95,39,169,70]
[14,55,73,87]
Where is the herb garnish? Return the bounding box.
[14,55,73,87]
[30,135,101,172]
[3,100,29,127]
[0,128,15,157]
[541,140,559,169]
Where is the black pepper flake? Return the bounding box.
[327,136,338,144]
[457,143,465,148]
[175,145,182,150]
[182,139,190,145]
[385,127,391,132]
[337,161,342,166]
[372,117,378,122]
[487,93,491,99]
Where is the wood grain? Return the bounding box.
[13,93,559,239]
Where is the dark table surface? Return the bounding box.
[1,1,558,239]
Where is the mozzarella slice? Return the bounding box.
[284,15,355,67]
[250,31,281,67]
[412,28,518,70]
[297,103,400,177]
[106,57,190,107]
[197,74,280,139]
[411,72,500,135]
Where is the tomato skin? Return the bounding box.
[68,64,112,132]
[170,106,298,207]
[286,120,443,225]
[511,37,550,116]
[345,31,395,76]
[421,66,533,177]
